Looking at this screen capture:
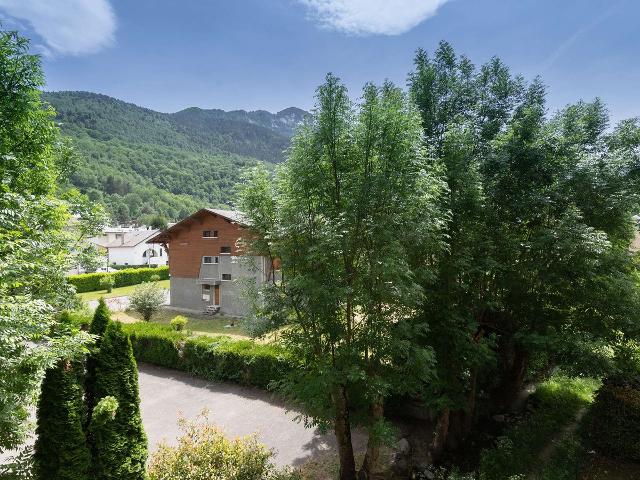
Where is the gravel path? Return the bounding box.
[138,363,366,467]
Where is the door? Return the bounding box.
[214,284,220,306]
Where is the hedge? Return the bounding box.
[69,266,169,293]
[121,322,292,390]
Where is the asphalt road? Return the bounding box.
[138,363,366,467]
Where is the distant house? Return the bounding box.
[147,209,276,317]
[91,227,167,267]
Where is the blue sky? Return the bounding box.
[1,0,638,123]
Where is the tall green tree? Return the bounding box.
[407,41,640,456]
[239,74,446,480]
[33,359,90,480]
[89,321,147,480]
[0,29,103,451]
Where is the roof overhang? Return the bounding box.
[147,208,246,244]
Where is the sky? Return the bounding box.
[0,0,638,124]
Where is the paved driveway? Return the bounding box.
[138,363,366,467]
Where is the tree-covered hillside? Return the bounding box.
[42,91,307,224]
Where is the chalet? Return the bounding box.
[91,227,166,267]
[147,208,274,317]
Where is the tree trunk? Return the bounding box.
[333,384,357,480]
[358,397,384,480]
[496,345,528,411]
[427,408,450,463]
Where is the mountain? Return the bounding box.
[42,91,307,224]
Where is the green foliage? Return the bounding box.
[149,274,161,283]
[169,315,187,331]
[479,375,599,480]
[89,322,147,479]
[98,276,114,293]
[86,299,111,416]
[41,91,307,223]
[0,28,95,451]
[69,266,168,293]
[128,281,166,321]
[33,360,90,480]
[121,322,291,389]
[147,412,301,480]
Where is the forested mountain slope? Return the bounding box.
[42,91,307,223]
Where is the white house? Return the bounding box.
[90,228,167,267]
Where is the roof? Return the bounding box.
[93,229,160,248]
[147,208,246,244]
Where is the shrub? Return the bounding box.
[86,299,111,417]
[89,322,147,479]
[149,274,161,283]
[129,282,166,321]
[69,266,169,293]
[170,315,188,331]
[98,276,114,293]
[121,323,292,389]
[34,360,90,480]
[147,412,301,480]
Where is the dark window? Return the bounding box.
[202,284,211,291]
[159,249,163,257]
[202,230,212,237]
[203,256,213,264]
[213,230,218,237]
[220,246,231,254]
[221,273,232,281]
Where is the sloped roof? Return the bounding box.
[147,208,246,244]
[93,229,159,248]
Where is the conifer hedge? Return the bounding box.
[69,266,169,293]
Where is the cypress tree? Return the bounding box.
[85,298,111,421]
[89,322,147,480]
[34,360,90,480]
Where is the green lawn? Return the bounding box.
[114,307,249,338]
[77,279,170,302]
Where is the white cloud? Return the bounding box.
[0,0,116,56]
[299,0,451,36]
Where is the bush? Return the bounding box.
[147,412,301,480]
[69,266,169,293]
[129,282,166,321]
[121,323,292,389]
[149,274,161,283]
[98,276,114,293]
[170,315,188,331]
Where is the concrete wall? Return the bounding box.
[169,277,204,311]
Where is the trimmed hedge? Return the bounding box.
[121,322,292,389]
[69,266,169,293]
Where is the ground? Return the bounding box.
[138,362,367,469]
[78,279,170,302]
[114,307,249,338]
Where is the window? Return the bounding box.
[159,249,163,257]
[202,284,211,291]
[202,284,211,301]
[220,246,231,254]
[202,230,218,238]
[202,256,219,264]
[221,273,232,281]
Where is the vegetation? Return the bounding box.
[128,281,167,321]
[0,29,100,452]
[42,91,307,223]
[169,315,188,331]
[148,412,301,480]
[98,276,114,293]
[238,42,640,478]
[78,279,169,302]
[69,265,169,293]
[33,360,91,480]
[121,322,290,389]
[89,321,147,479]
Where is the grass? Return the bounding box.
[479,374,600,480]
[77,279,170,302]
[113,307,249,338]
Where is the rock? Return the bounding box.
[397,437,411,455]
[492,414,506,423]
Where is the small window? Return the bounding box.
[159,249,163,257]
[202,256,219,264]
[220,246,231,254]
[202,230,218,238]
[221,273,232,281]
[202,284,211,291]
[213,230,218,237]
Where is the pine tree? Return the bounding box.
[89,322,147,480]
[85,298,111,422]
[34,360,90,480]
